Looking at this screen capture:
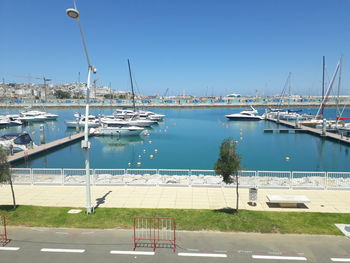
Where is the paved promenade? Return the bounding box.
[1,185,350,213]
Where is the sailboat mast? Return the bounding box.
[127,59,136,112]
[322,56,325,101]
[336,56,343,119]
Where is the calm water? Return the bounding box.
[1,107,350,171]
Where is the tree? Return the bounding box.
[0,147,16,209]
[54,90,71,99]
[214,137,241,211]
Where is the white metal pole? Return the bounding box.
[83,67,92,214]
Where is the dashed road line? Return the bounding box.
[252,255,307,261]
[331,258,350,262]
[178,252,227,258]
[110,250,155,256]
[0,247,20,251]
[40,248,85,253]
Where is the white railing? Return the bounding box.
[8,168,350,190]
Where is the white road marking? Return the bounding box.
[178,252,227,258]
[0,247,20,251]
[40,248,85,253]
[110,250,155,256]
[252,255,307,261]
[331,258,350,262]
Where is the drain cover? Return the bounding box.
[335,224,350,236]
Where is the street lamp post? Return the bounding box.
[66,7,96,214]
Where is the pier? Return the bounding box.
[264,128,307,133]
[7,132,86,163]
[266,117,350,144]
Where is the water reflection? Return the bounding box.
[95,136,144,152]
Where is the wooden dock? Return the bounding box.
[264,128,307,133]
[7,132,86,163]
[266,117,350,144]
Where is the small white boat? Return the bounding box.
[113,109,136,119]
[0,117,9,128]
[20,110,58,121]
[225,106,263,121]
[101,115,157,127]
[0,132,36,153]
[95,123,144,136]
[65,114,100,128]
[138,111,165,121]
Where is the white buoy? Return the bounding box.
[240,137,243,140]
[148,140,152,144]
[138,155,141,158]
[137,162,141,167]
[150,154,154,159]
[154,149,158,153]
[285,157,290,161]
[128,162,131,167]
[143,149,146,153]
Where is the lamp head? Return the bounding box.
[92,67,97,74]
[66,8,80,19]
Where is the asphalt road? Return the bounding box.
[1,227,350,263]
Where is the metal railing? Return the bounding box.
[8,168,350,190]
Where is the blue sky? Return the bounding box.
[1,0,350,97]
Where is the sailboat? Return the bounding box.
[97,60,146,136]
[300,57,341,127]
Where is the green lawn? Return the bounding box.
[1,205,349,235]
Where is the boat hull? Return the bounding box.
[225,115,262,121]
[95,127,144,136]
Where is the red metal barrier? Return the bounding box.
[133,217,176,252]
[0,214,9,246]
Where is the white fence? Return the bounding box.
[9,168,350,190]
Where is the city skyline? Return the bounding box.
[1,0,350,97]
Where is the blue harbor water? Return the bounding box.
[1,107,350,171]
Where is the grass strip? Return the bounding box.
[1,205,349,235]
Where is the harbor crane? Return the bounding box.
[14,75,52,100]
[163,88,169,98]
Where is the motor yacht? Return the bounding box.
[94,121,144,136]
[0,132,36,153]
[225,106,263,121]
[65,114,100,128]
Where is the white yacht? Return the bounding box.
[0,132,36,153]
[138,111,165,121]
[20,110,58,121]
[225,106,263,121]
[95,121,144,136]
[65,114,100,128]
[101,115,157,127]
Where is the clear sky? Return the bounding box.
[1,0,350,97]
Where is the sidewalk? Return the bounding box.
[1,185,350,213]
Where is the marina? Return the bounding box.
[0,107,349,172]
